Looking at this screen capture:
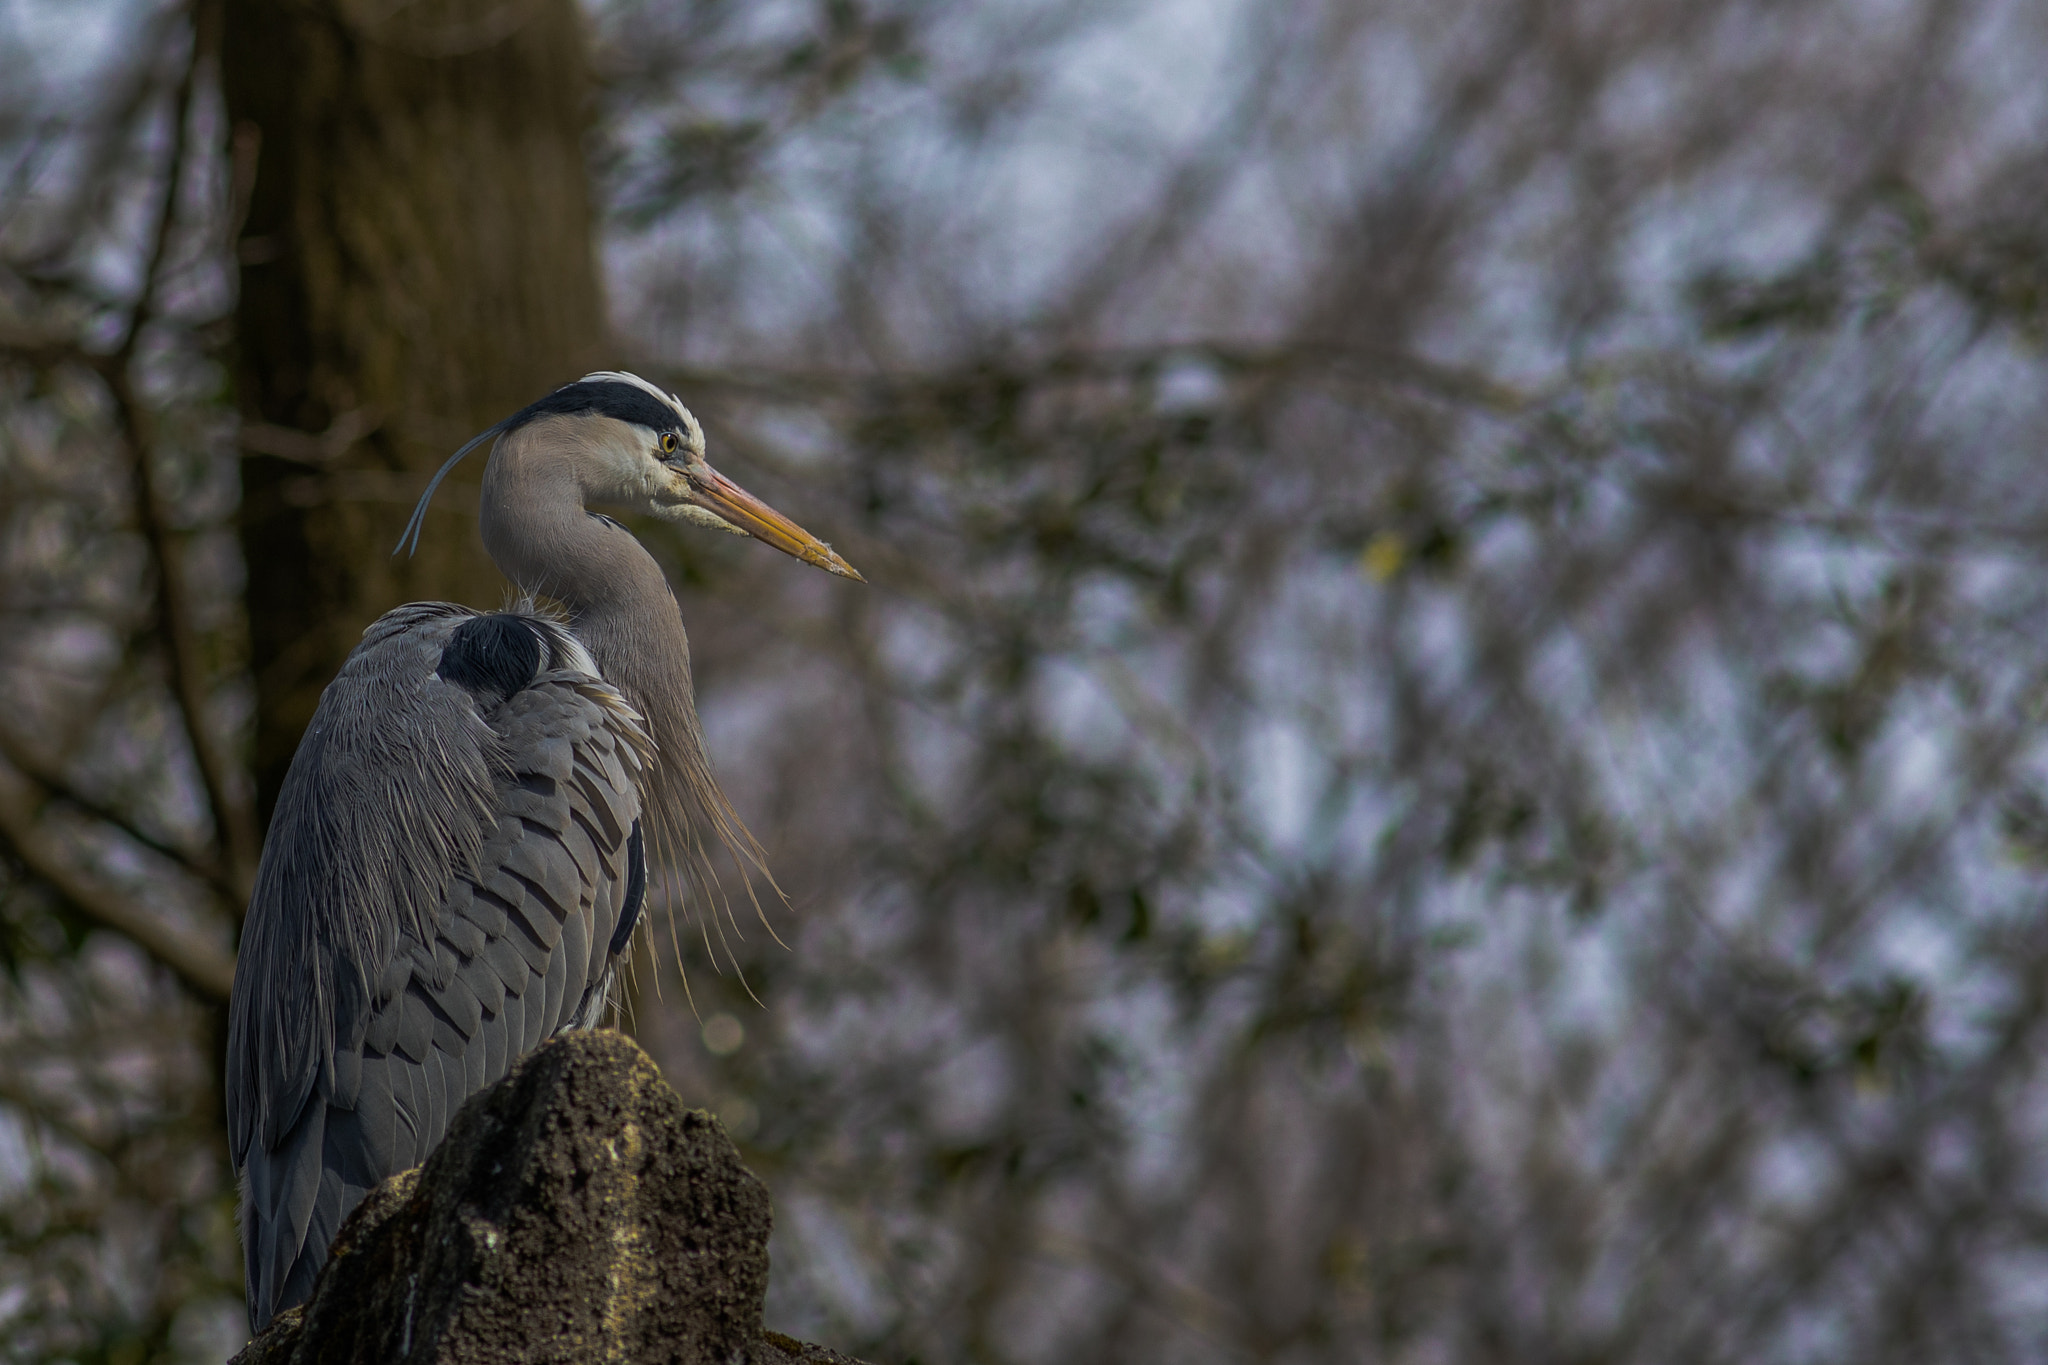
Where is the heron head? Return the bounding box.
[398,370,863,582]
[539,371,865,582]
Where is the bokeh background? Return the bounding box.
[6,0,2048,1360]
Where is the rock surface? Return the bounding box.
[230,1030,867,1365]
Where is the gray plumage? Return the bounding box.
[226,373,860,1332]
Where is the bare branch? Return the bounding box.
[0,1072,123,1168]
[650,339,1534,413]
[101,32,261,905]
[0,726,239,904]
[0,781,235,1004]
[237,407,382,465]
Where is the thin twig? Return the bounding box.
[0,782,236,1004]
[0,1076,126,1173]
[0,728,239,904]
[0,326,84,370]
[100,30,262,905]
[237,407,383,464]
[647,337,1534,412]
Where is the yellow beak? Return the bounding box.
[686,465,865,582]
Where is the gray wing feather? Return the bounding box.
[392,1063,421,1149]
[558,894,592,1012]
[480,995,510,1078]
[416,1025,449,1150]
[227,604,649,1331]
[395,989,432,1065]
[352,1053,398,1172]
[455,1015,488,1097]
[554,811,602,888]
[465,946,506,1015]
[439,966,484,1038]
[502,901,553,975]
[481,931,528,998]
[537,925,571,1039]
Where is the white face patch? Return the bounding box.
[560,414,669,507]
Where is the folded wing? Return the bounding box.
[226,604,649,1330]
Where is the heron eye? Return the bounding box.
[659,432,680,456]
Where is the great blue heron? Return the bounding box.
[225,372,859,1331]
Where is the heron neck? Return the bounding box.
[474,423,761,906]
[479,458,696,712]
[545,517,696,712]
[478,457,707,844]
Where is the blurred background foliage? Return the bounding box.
[6,0,2048,1361]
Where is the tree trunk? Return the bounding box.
[221,0,606,822]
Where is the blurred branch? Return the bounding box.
[0,324,83,370]
[1036,1229,1254,1358]
[0,8,185,275]
[0,5,262,918]
[656,338,1534,413]
[0,1073,122,1168]
[0,726,239,904]
[0,780,236,1003]
[106,26,261,906]
[237,407,382,464]
[687,341,2048,572]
